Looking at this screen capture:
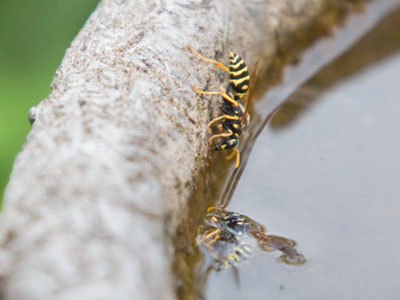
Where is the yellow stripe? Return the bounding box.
[236,92,247,99]
[230,76,249,86]
[230,66,248,77]
[235,247,245,254]
[243,245,252,253]
[230,60,244,69]
[229,53,239,61]
[227,253,240,262]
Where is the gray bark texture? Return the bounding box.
[0,0,341,299]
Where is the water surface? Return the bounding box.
[207,34,400,300]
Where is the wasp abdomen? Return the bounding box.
[229,52,250,99]
[214,138,238,151]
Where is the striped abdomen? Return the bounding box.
[229,52,250,99]
[222,243,252,269]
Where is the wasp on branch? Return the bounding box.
[187,45,257,168]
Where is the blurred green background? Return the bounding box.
[0,0,99,205]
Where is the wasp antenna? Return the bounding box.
[240,61,259,125]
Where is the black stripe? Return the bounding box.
[230,70,249,80]
[229,54,241,65]
[214,137,238,150]
[229,62,246,72]
[231,79,249,92]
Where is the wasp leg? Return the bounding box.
[226,148,240,168]
[209,216,219,227]
[206,206,218,213]
[207,115,239,129]
[192,86,239,106]
[204,228,220,239]
[208,130,233,145]
[198,228,219,244]
[232,265,241,287]
[202,228,221,247]
[187,44,229,73]
[205,233,220,247]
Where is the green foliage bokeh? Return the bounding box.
[0,0,99,206]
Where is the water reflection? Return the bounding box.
[214,48,400,300]
[174,206,305,300]
[197,207,305,271]
[270,7,400,130]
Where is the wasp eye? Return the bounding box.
[225,213,245,229]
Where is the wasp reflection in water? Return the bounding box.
[196,207,306,272]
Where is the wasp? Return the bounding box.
[197,206,306,271]
[187,45,257,168]
[197,207,255,271]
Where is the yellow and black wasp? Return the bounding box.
[187,45,257,168]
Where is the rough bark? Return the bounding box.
[0,0,361,299]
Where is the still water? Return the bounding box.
[206,41,400,300]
